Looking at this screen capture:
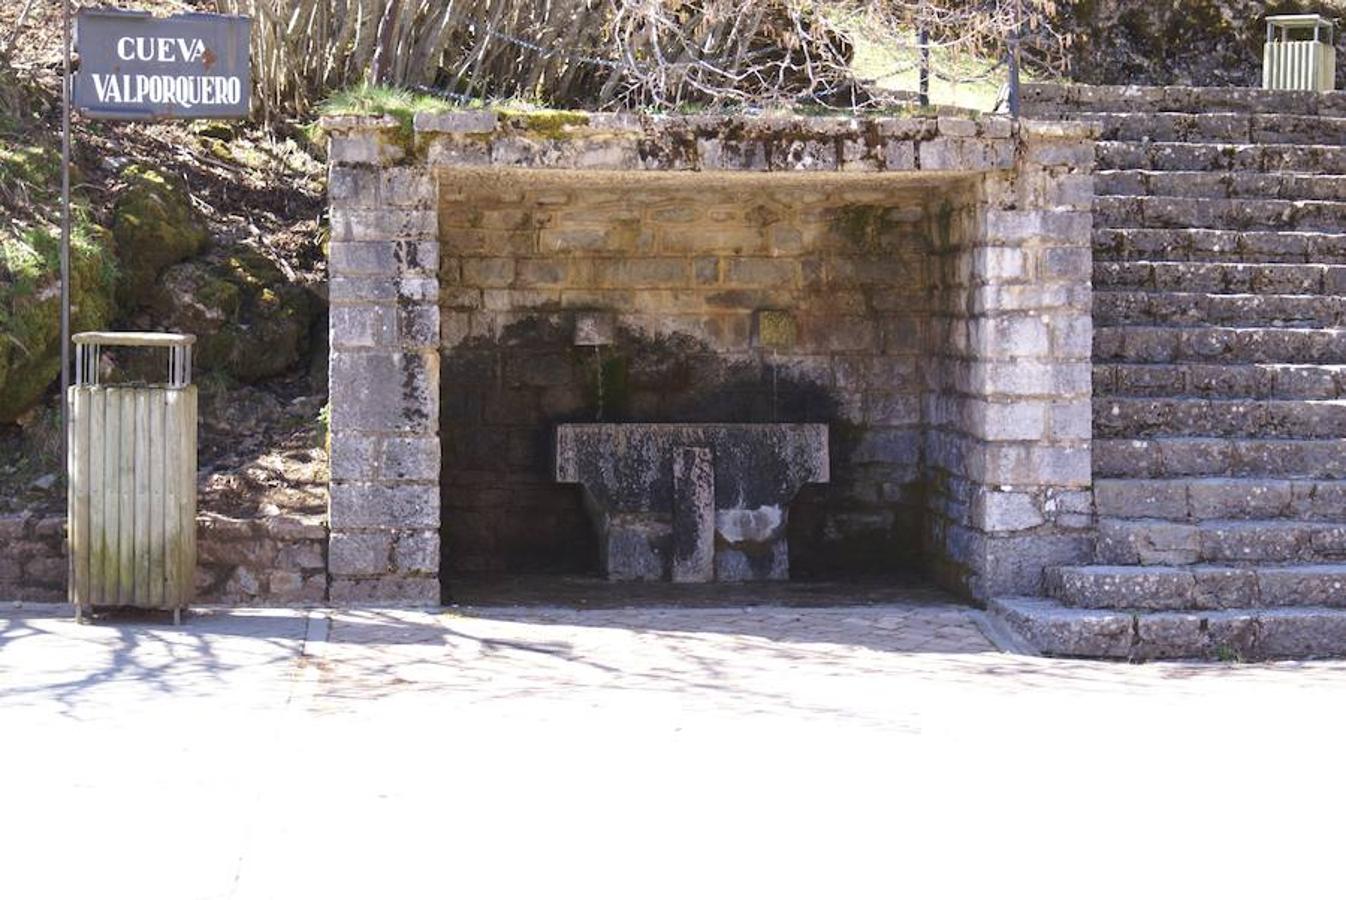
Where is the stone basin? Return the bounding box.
[555,423,829,582]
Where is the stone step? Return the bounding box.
[1094,195,1346,232]
[1096,169,1346,202]
[1094,260,1346,294]
[1094,325,1346,365]
[1097,518,1346,565]
[1093,227,1346,265]
[1096,363,1346,400]
[1094,437,1346,479]
[1097,141,1346,175]
[1094,397,1346,439]
[1046,563,1346,611]
[1094,291,1346,328]
[1084,111,1346,146]
[988,595,1346,660]
[1023,83,1346,117]
[1095,477,1346,522]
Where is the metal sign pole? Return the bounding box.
[60,0,72,489]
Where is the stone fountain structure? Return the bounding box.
[556,423,828,582]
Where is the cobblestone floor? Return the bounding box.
[5,601,1346,898]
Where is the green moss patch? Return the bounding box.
[0,217,118,423]
[316,83,457,148]
[112,165,209,313]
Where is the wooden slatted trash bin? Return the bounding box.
[68,332,197,624]
[1263,14,1337,92]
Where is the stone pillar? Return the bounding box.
[960,120,1096,599]
[324,115,441,606]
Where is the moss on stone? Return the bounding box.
[112,165,208,313]
[755,310,798,351]
[151,247,315,384]
[316,83,456,151]
[503,108,590,139]
[0,219,118,423]
[832,205,900,254]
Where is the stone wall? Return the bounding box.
[196,514,329,605]
[326,158,442,606]
[922,129,1097,599]
[437,172,949,576]
[323,109,1097,603]
[0,513,328,606]
[0,514,66,602]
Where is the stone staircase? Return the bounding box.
[992,85,1346,659]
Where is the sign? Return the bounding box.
[74,9,251,120]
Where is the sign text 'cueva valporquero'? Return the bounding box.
[74,9,251,120]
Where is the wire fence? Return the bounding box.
[213,1,1070,117]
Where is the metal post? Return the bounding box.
[918,27,930,108]
[1007,1,1022,118]
[60,0,72,486]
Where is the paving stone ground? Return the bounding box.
[4,600,1346,898]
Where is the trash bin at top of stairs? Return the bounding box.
[68,332,196,624]
[1263,14,1337,92]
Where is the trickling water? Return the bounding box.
[770,349,780,421]
[594,344,605,422]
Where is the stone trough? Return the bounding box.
[555,424,829,582]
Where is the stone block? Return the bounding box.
[574,311,616,346]
[329,352,438,433]
[414,109,498,134]
[329,167,381,208]
[329,276,399,304]
[382,436,440,481]
[425,136,493,167]
[329,132,404,165]
[329,531,392,576]
[24,556,67,584]
[697,138,769,171]
[981,534,1096,598]
[966,399,1046,441]
[398,305,440,349]
[602,519,670,581]
[754,309,798,350]
[1049,314,1092,359]
[330,432,380,482]
[772,140,837,171]
[972,247,1028,283]
[976,444,1092,488]
[393,531,440,574]
[330,209,437,242]
[380,168,435,206]
[724,257,797,288]
[937,116,979,137]
[967,315,1050,360]
[671,447,715,583]
[975,490,1045,533]
[276,541,325,570]
[329,575,441,607]
[330,484,440,529]
[597,258,689,287]
[884,141,916,170]
[330,305,395,349]
[1039,246,1093,282]
[267,570,305,596]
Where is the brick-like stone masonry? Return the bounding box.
[326,138,442,607]
[323,109,1096,604]
[1,513,328,606]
